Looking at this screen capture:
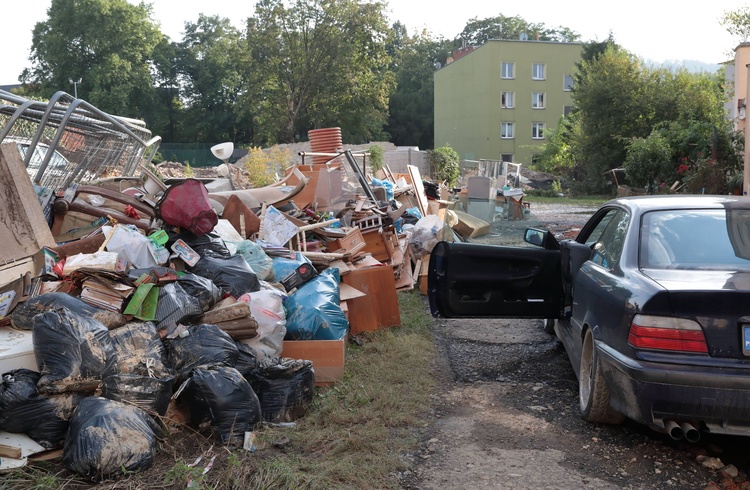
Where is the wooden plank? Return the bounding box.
[407,165,429,218]
[0,444,22,459]
[0,143,56,264]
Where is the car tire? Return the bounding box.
[579,329,624,424]
[543,318,556,335]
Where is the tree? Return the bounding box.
[242,0,395,145]
[385,25,450,150]
[23,0,162,117]
[721,6,750,43]
[458,15,581,46]
[174,14,252,144]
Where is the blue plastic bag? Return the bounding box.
[272,254,311,282]
[283,268,349,340]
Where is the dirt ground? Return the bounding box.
[403,202,749,490]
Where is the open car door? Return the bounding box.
[428,241,563,319]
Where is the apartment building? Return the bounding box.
[434,39,583,166]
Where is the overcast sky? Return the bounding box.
[2,0,747,85]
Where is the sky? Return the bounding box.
[2,0,748,85]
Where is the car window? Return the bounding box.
[581,208,617,247]
[589,209,629,271]
[641,209,750,270]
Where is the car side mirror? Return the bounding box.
[524,228,560,250]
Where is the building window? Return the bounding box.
[501,154,514,162]
[532,63,546,80]
[564,74,575,91]
[532,92,545,109]
[532,122,545,139]
[501,62,515,79]
[501,122,514,139]
[564,105,573,117]
[501,91,514,108]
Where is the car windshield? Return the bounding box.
[640,209,750,271]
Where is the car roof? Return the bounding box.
[604,195,750,214]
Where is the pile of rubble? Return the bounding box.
[0,133,499,480]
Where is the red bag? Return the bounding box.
[155,179,218,236]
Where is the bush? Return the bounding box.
[429,146,460,187]
[368,145,384,172]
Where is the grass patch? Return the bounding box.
[524,195,610,206]
[0,290,436,490]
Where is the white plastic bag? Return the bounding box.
[238,288,287,358]
[409,215,448,256]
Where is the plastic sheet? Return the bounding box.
[190,255,260,298]
[164,324,239,379]
[284,268,349,340]
[0,369,83,449]
[180,366,262,444]
[271,254,311,284]
[11,292,127,331]
[154,282,203,329]
[62,397,160,480]
[101,374,175,416]
[168,230,230,259]
[245,357,314,423]
[239,288,287,358]
[230,239,275,281]
[176,273,222,312]
[32,307,118,395]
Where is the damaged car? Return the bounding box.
[429,195,750,441]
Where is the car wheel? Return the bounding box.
[579,329,624,424]
[543,318,555,335]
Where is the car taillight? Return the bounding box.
[628,314,708,353]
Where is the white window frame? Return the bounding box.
[532,122,545,139]
[532,63,546,80]
[564,74,574,91]
[532,92,545,109]
[501,122,514,139]
[501,91,514,108]
[501,62,515,79]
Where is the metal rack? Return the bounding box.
[0,89,160,190]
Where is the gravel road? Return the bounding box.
[402,199,749,490]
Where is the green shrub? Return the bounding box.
[429,146,460,186]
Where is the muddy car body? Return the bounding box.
[429,195,750,440]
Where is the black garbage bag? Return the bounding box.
[234,341,258,378]
[33,307,118,395]
[154,282,203,329]
[109,321,171,376]
[62,397,160,480]
[179,366,262,444]
[189,255,260,298]
[176,273,222,312]
[164,324,239,380]
[101,374,175,416]
[0,369,83,449]
[167,230,230,259]
[245,358,315,423]
[11,292,127,331]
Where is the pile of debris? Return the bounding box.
[0,128,493,479]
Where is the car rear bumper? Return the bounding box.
[597,341,750,435]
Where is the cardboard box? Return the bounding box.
[281,338,346,386]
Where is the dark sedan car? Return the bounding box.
[429,195,750,442]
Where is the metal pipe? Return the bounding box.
[664,420,683,440]
[680,422,700,443]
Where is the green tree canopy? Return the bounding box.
[458,15,581,45]
[242,0,395,145]
[23,0,162,117]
